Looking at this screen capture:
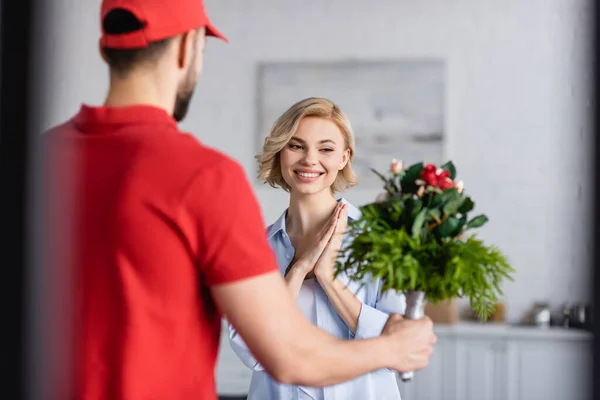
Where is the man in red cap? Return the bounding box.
[42,0,436,399]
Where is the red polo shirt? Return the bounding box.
[43,104,278,400]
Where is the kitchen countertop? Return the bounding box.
[220,318,592,341]
[432,321,593,340]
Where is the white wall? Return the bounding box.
[39,0,592,325]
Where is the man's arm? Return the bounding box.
[185,157,435,386]
[212,270,434,387]
[212,271,391,386]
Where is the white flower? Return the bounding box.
[455,180,464,193]
[390,159,403,174]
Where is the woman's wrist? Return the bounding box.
[291,260,312,276]
[316,272,337,288]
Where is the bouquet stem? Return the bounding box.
[399,290,427,382]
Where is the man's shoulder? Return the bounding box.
[180,133,238,163]
[160,134,256,208]
[170,133,246,179]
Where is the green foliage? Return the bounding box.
[334,160,515,321]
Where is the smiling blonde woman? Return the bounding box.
[229,97,406,400]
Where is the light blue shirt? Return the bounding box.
[228,198,406,400]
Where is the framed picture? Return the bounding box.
[256,59,445,187]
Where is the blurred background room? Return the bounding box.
[35,0,594,399]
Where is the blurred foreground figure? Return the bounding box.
[41,0,436,399]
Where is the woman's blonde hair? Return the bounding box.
[256,97,358,193]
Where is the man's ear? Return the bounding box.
[177,31,195,70]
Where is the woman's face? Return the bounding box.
[280,117,350,196]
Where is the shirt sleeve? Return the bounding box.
[353,280,406,340]
[227,320,265,371]
[180,158,279,286]
[352,282,406,373]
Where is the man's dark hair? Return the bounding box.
[101,9,172,76]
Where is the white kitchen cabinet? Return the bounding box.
[505,338,593,400]
[216,321,593,400]
[454,337,508,400]
[398,337,457,400]
[398,323,593,400]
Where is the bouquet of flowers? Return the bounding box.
[334,159,514,381]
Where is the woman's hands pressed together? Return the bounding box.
[284,202,362,334]
[314,203,348,283]
[284,202,346,296]
[286,202,346,277]
[310,203,363,334]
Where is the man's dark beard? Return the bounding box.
[173,86,194,122]
[172,55,197,122]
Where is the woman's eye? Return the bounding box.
[289,144,303,150]
[320,148,334,152]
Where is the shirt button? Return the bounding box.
[286,254,292,260]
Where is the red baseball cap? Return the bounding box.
[100,0,228,49]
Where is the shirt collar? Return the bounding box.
[73,104,178,133]
[267,197,362,239]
